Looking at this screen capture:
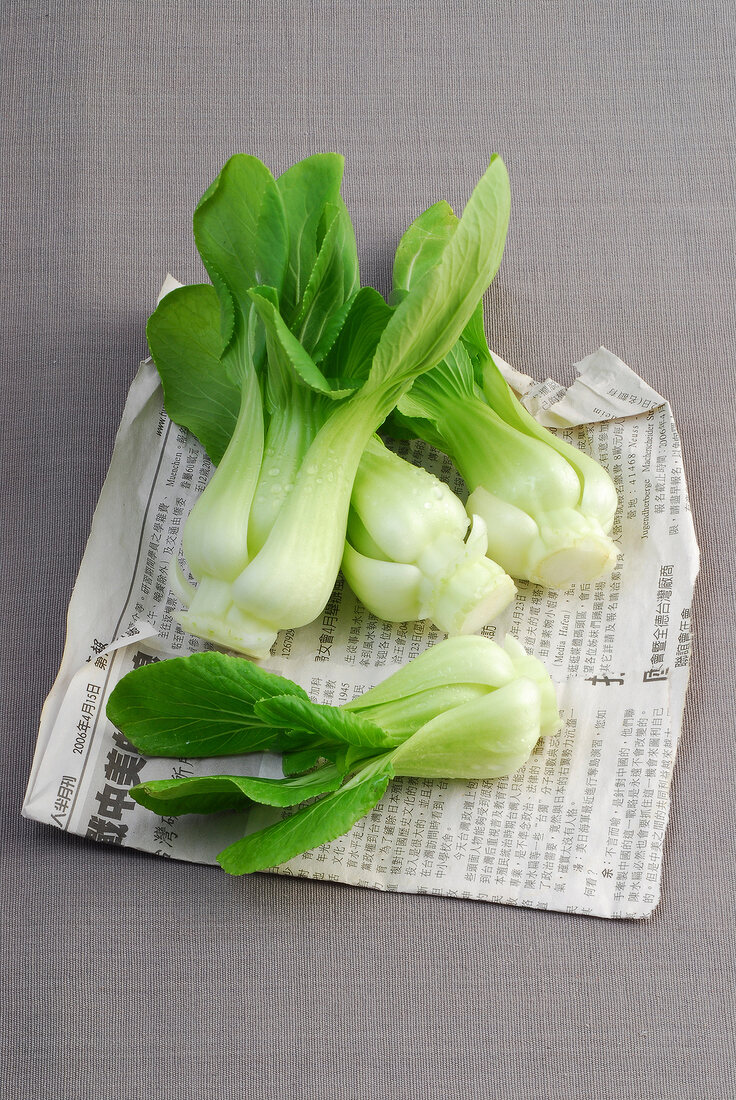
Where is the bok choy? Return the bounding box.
[148,152,513,656]
[342,435,515,633]
[106,635,559,874]
[388,202,619,588]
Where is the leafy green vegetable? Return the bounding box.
[130,765,346,815]
[193,153,290,328]
[253,694,396,751]
[216,762,393,876]
[343,434,515,633]
[344,632,559,740]
[387,202,619,589]
[146,283,238,466]
[389,679,543,779]
[105,650,310,757]
[147,152,512,657]
[391,200,458,302]
[276,155,358,332]
[281,747,331,777]
[364,156,509,397]
[107,634,559,874]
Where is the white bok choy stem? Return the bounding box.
[342,435,515,633]
[343,633,559,742]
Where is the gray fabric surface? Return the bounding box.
[3,1,735,1097]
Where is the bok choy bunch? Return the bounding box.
[155,281,515,642]
[388,202,619,589]
[106,635,559,874]
[148,153,512,658]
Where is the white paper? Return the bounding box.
[23,345,699,918]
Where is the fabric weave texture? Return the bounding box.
[2,2,734,1098]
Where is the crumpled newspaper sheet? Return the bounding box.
[23,342,699,918]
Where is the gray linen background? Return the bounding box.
[3,2,735,1098]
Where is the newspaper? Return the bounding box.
[22,342,699,918]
